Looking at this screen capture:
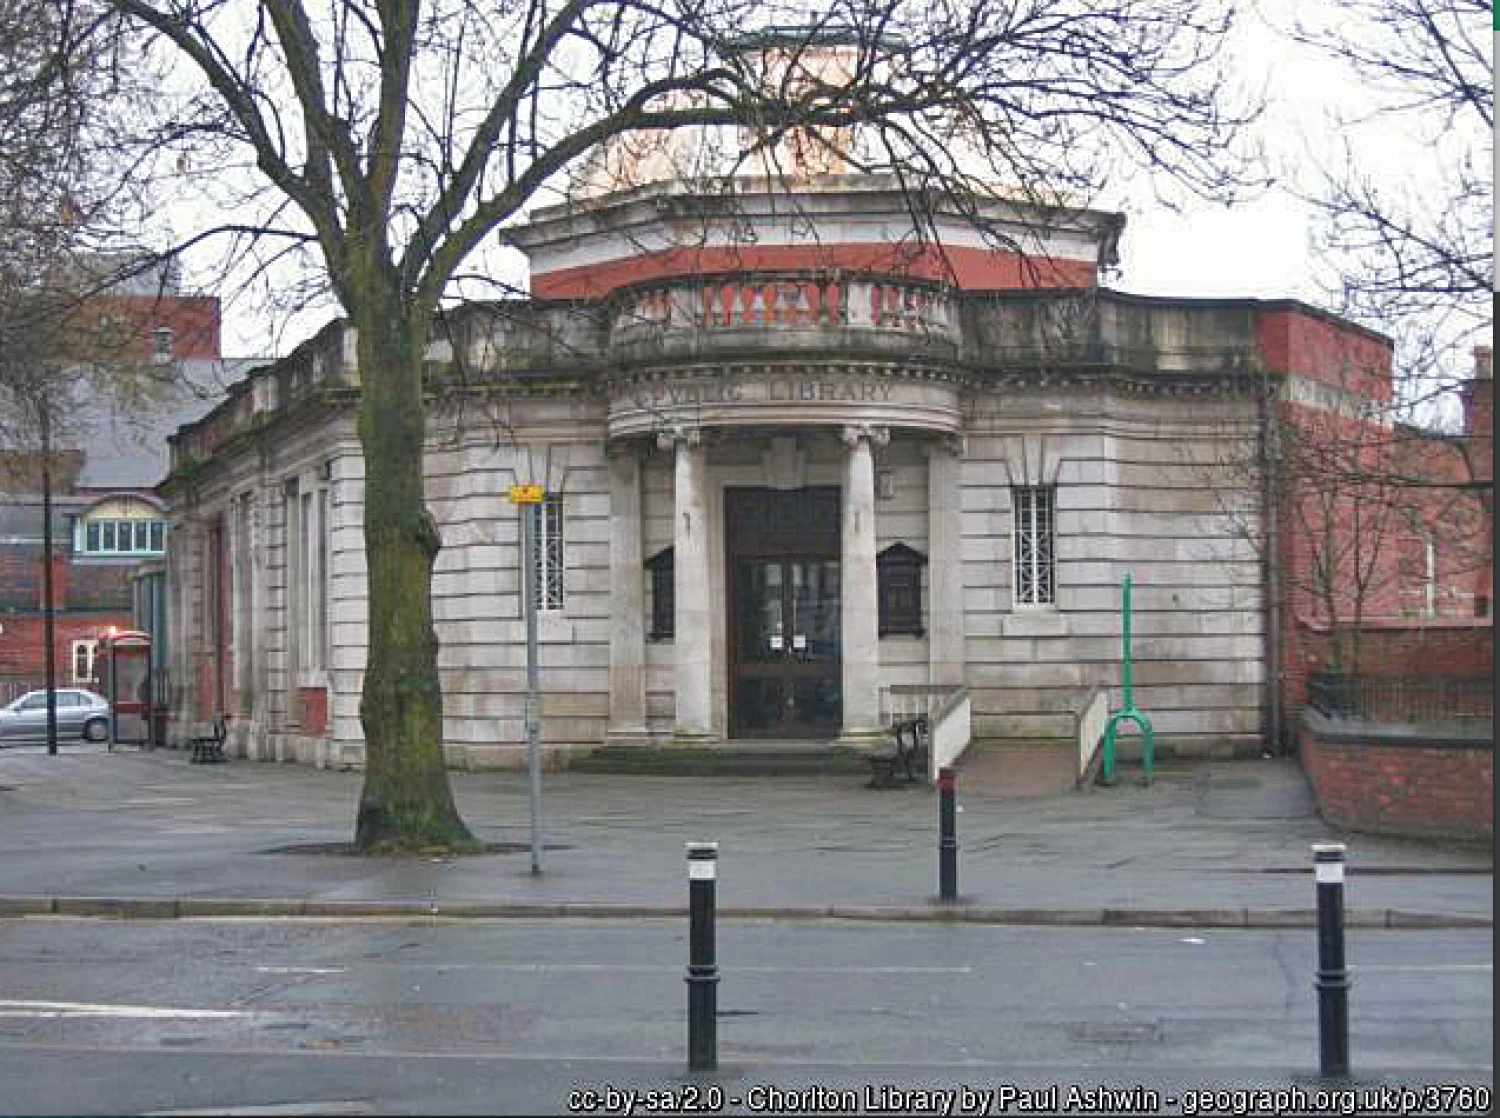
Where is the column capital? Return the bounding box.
[657,425,702,452]
[606,436,647,462]
[839,424,890,449]
[922,433,966,459]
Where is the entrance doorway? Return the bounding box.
[726,488,841,738]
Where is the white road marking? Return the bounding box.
[252,962,974,974]
[146,1103,373,1116]
[1351,964,1492,972]
[0,1038,1489,1074]
[0,999,252,1020]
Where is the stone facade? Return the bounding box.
[160,176,1453,771]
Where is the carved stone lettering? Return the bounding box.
[626,375,896,409]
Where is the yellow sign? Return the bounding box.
[508,484,545,504]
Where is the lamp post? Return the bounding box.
[40,397,58,756]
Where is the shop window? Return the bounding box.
[646,547,674,639]
[1012,486,1056,607]
[877,543,926,636]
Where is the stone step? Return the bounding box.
[567,742,872,778]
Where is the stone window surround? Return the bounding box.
[1011,484,1057,609]
[285,465,331,689]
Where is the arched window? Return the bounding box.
[75,497,167,557]
[877,543,926,636]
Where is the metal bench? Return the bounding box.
[189,714,229,764]
[867,715,929,788]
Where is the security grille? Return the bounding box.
[530,496,565,610]
[1012,486,1056,606]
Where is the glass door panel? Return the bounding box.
[731,558,840,737]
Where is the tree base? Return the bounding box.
[354,800,482,856]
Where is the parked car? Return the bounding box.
[0,689,111,743]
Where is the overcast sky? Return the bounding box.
[212,0,1491,359]
[1114,0,1486,308]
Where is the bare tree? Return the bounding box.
[0,0,101,753]
[96,0,1259,852]
[1296,0,1492,417]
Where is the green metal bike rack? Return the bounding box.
[1100,572,1155,786]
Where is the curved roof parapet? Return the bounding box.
[513,175,1125,300]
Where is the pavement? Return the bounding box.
[0,745,1490,927]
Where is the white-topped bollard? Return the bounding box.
[685,842,719,1071]
[1313,842,1350,1078]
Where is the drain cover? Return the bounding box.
[1065,1021,1162,1045]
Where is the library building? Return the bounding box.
[160,163,1451,776]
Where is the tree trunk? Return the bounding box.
[352,288,476,853]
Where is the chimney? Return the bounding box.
[1462,344,1492,439]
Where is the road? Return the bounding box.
[0,918,1489,1115]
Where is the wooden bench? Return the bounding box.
[867,715,929,788]
[189,714,229,764]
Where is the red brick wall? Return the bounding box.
[0,612,131,684]
[1302,727,1493,842]
[1280,621,1493,726]
[71,294,221,361]
[532,243,1097,299]
[1257,305,1393,401]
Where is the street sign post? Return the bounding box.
[510,484,545,874]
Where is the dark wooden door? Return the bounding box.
[726,489,841,738]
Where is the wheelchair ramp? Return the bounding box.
[955,742,1078,797]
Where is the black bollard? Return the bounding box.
[1313,842,1350,1079]
[685,841,719,1072]
[938,766,958,901]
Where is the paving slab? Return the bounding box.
[0,747,1489,925]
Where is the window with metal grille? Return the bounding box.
[529,496,565,610]
[1011,486,1056,607]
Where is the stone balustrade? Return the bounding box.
[168,321,356,471]
[607,272,961,363]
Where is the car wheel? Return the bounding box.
[82,717,108,743]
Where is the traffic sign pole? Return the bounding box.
[512,483,545,875]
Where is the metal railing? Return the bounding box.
[1307,671,1494,727]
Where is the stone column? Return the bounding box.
[245,488,270,759]
[606,440,649,744]
[665,428,714,741]
[926,436,966,686]
[839,425,888,747]
[168,519,197,741]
